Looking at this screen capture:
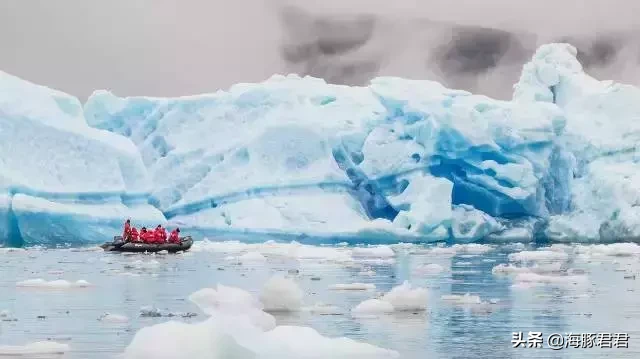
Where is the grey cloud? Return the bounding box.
[1,0,639,100]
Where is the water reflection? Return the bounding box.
[0,243,639,358]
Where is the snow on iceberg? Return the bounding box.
[0,71,164,246]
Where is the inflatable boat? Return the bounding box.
[100,236,193,253]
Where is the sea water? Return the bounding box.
[1,239,639,359]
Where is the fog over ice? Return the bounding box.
[1,0,638,100]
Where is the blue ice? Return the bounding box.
[1,43,639,245]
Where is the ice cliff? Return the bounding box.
[0,72,164,246]
[1,43,639,246]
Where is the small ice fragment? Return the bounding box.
[99,313,129,323]
[415,263,444,274]
[302,303,342,315]
[352,299,394,314]
[380,281,427,311]
[260,276,303,312]
[239,252,267,263]
[352,246,395,258]
[329,283,376,291]
[0,342,70,356]
[441,293,482,305]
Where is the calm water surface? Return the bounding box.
[1,240,639,359]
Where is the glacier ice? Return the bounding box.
[2,42,640,245]
[0,71,164,246]
[82,49,571,243]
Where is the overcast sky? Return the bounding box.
[1,0,639,100]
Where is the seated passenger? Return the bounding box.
[130,227,139,242]
[123,219,132,240]
[154,225,167,244]
[168,228,180,244]
[140,227,153,244]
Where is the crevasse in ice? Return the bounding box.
[1,43,639,245]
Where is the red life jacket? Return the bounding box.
[123,222,131,238]
[154,229,165,243]
[141,231,153,243]
[169,230,180,243]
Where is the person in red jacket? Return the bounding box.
[168,228,181,244]
[154,225,167,244]
[130,227,139,242]
[140,227,153,244]
[123,219,132,240]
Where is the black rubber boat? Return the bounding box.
[100,236,193,253]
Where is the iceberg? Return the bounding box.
[514,44,640,241]
[2,42,639,245]
[0,71,164,246]
[83,50,571,242]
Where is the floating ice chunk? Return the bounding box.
[508,250,569,263]
[415,263,445,275]
[492,262,564,275]
[260,276,303,312]
[441,293,482,305]
[190,285,262,314]
[352,299,395,314]
[380,281,427,311]
[302,303,342,315]
[124,317,256,359]
[238,252,268,263]
[125,306,398,359]
[576,243,640,257]
[125,259,160,270]
[192,240,354,263]
[329,283,376,291]
[119,272,141,277]
[511,282,538,290]
[426,243,494,256]
[99,313,129,323]
[453,244,495,254]
[16,278,92,289]
[352,246,395,258]
[358,269,376,276]
[0,341,70,356]
[513,272,588,286]
[189,285,275,331]
[68,246,104,252]
[451,205,503,241]
[139,306,198,319]
[258,325,400,358]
